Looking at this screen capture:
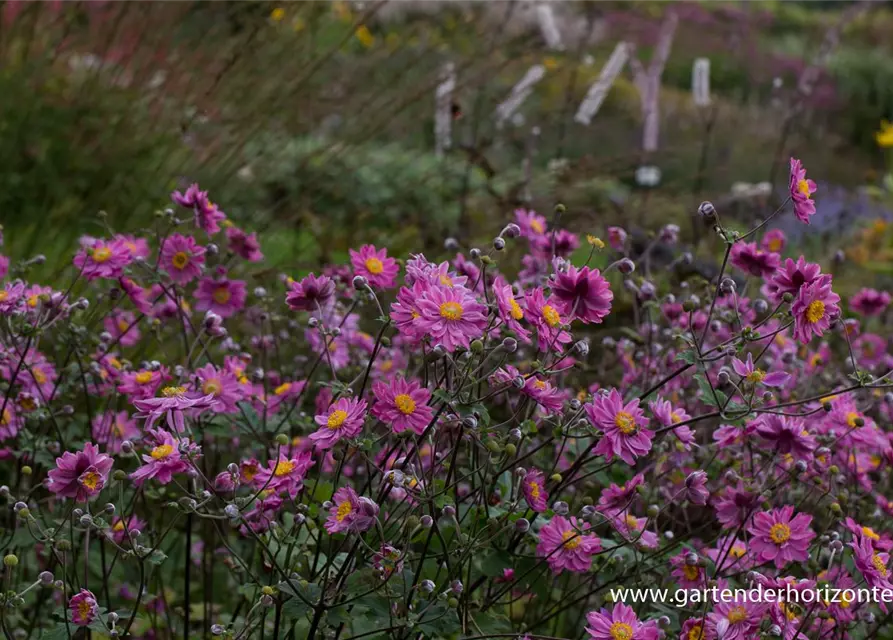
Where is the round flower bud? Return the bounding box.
[753,299,768,314]
[275,433,289,446]
[552,501,569,515]
[618,259,635,275]
[503,223,521,238]
[451,579,464,594]
[108,612,119,624]
[3,554,17,567]
[442,505,456,518]
[104,503,116,514]
[420,579,435,593]
[352,275,368,290]
[444,237,459,251]
[38,571,54,585]
[698,201,716,218]
[515,518,530,532]
[420,515,433,528]
[225,504,240,519]
[647,505,660,518]
[573,341,589,357]
[493,237,506,251]
[470,339,484,353]
[508,428,522,441]
[469,248,482,260]
[462,416,478,429]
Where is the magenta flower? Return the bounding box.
[371,377,433,435]
[767,257,823,303]
[310,397,368,449]
[586,604,658,640]
[389,281,429,343]
[107,515,146,545]
[597,473,644,517]
[91,411,139,454]
[0,281,24,314]
[731,352,790,387]
[851,534,893,590]
[225,226,264,262]
[714,483,760,529]
[130,429,200,486]
[47,442,114,501]
[536,515,601,575]
[789,157,817,224]
[515,208,548,238]
[119,277,153,315]
[195,275,247,318]
[325,486,379,534]
[850,287,891,317]
[586,389,652,465]
[415,285,487,352]
[104,310,140,347]
[534,229,580,257]
[525,287,572,352]
[350,244,399,289]
[69,589,99,626]
[73,237,131,281]
[707,600,767,640]
[610,513,659,549]
[492,277,531,343]
[549,265,613,325]
[0,405,22,441]
[117,367,169,400]
[253,450,315,498]
[372,543,404,580]
[192,364,242,414]
[160,234,206,285]
[753,415,816,459]
[172,183,226,234]
[791,276,840,344]
[682,470,709,506]
[747,505,815,569]
[133,386,215,432]
[522,468,548,513]
[669,551,705,588]
[761,229,786,253]
[115,233,151,260]
[729,241,780,278]
[607,227,628,252]
[286,273,335,313]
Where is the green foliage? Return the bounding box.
[0,61,186,259]
[829,47,893,152]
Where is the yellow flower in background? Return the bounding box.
[586,235,605,250]
[877,120,893,148]
[543,56,560,71]
[293,17,306,33]
[333,1,353,22]
[356,25,374,48]
[270,7,285,22]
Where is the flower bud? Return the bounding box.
[618,259,635,275]
[38,571,54,585]
[3,554,17,567]
[420,515,433,528]
[493,237,506,251]
[515,518,530,532]
[698,201,716,218]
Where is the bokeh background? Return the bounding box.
[3,0,893,289]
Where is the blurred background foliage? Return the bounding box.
[3,0,893,288]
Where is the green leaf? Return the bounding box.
[146,549,168,565]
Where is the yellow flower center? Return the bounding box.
[528,481,541,500]
[202,379,222,396]
[534,380,547,390]
[873,554,888,577]
[0,292,7,302]
[171,251,190,269]
[274,460,295,477]
[542,305,561,328]
[380,359,393,372]
[768,238,782,252]
[78,599,93,620]
[242,465,258,481]
[727,606,748,624]
[274,382,291,396]
[671,412,682,424]
[561,529,581,550]
[509,298,524,320]
[687,623,704,640]
[161,386,186,397]
[609,622,633,640]
[614,411,637,435]
[0,409,10,426]
[113,521,125,532]
[336,500,353,522]
[364,257,384,275]
[439,274,453,287]
[394,394,416,415]
[797,179,811,198]
[92,247,112,263]
[846,412,861,428]
[530,219,544,234]
[769,522,791,545]
[327,409,348,429]
[682,564,700,581]
[863,526,881,541]
[625,515,639,530]
[730,546,746,559]
[804,300,825,324]
[746,369,765,383]
[80,471,101,491]
[33,369,46,384]
[212,287,231,304]
[151,444,174,460]
[27,295,38,308]
[135,371,154,384]
[439,301,464,321]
